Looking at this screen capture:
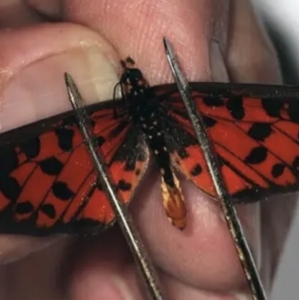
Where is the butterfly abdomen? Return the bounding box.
[132,97,187,229]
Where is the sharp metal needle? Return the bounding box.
[163,37,268,300]
[64,73,165,300]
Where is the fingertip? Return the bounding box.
[0,23,120,132]
[25,0,62,20]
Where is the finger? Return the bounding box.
[64,0,262,289]
[0,0,42,28]
[61,0,288,297]
[0,0,290,298]
[0,238,69,300]
[61,0,260,294]
[226,0,282,83]
[225,0,296,291]
[63,0,216,84]
[24,0,62,20]
[3,7,251,298]
[66,232,241,300]
[0,23,122,262]
[0,23,120,132]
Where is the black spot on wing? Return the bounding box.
[40,204,56,219]
[244,146,268,164]
[55,128,74,152]
[15,201,34,215]
[52,182,74,200]
[0,150,19,177]
[261,98,283,118]
[287,101,299,123]
[271,163,285,178]
[117,180,132,191]
[203,116,217,128]
[226,96,245,120]
[40,157,63,175]
[20,138,41,159]
[292,156,299,171]
[190,164,202,176]
[248,123,272,141]
[203,96,225,107]
[0,177,21,201]
[96,136,106,147]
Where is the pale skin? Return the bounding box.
[0,0,296,299]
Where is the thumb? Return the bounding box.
[0,22,120,262]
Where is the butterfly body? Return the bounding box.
[116,60,187,229]
[0,58,299,235]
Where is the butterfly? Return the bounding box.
[0,56,299,236]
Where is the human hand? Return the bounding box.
[0,0,295,299]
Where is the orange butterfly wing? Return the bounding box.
[154,83,299,202]
[0,101,149,235]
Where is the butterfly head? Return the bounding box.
[119,57,150,97]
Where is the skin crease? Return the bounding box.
[0,0,296,299]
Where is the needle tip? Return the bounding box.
[64,72,74,87]
[64,72,80,98]
[163,37,171,55]
[63,72,82,112]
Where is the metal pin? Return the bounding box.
[64,73,165,300]
[163,37,268,300]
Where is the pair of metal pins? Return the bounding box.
[64,38,267,300]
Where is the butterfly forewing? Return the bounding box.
[0,100,149,235]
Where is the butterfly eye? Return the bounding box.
[129,68,143,81]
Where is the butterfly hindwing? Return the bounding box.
[0,101,149,235]
[154,83,299,202]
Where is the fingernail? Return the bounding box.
[71,272,135,300]
[234,292,252,300]
[0,46,119,132]
[112,275,136,300]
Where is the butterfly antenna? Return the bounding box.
[64,73,165,300]
[163,38,268,300]
[113,81,122,118]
